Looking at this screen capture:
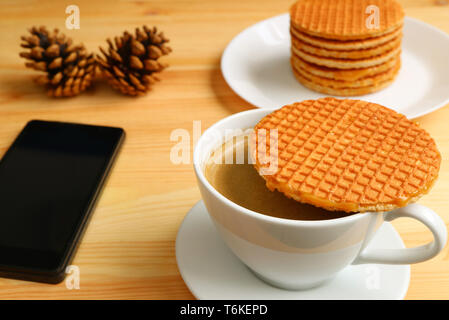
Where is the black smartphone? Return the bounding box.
[0,120,125,284]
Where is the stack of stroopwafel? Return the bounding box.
[290,0,404,96]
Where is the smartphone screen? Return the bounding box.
[0,120,124,283]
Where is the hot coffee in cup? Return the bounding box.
[204,132,354,221]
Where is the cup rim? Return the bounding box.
[193,108,373,228]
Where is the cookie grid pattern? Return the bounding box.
[253,98,441,212]
[290,0,404,40]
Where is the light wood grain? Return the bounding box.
[0,0,448,299]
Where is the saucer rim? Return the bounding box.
[175,200,411,300]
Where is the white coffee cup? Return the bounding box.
[193,109,447,290]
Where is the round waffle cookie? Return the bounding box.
[251,98,441,213]
[290,53,400,81]
[290,0,405,40]
[291,34,402,60]
[292,57,401,89]
[290,25,403,51]
[291,44,401,69]
[292,69,398,96]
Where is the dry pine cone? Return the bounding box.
[97,26,172,96]
[19,26,95,97]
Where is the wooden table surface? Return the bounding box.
[1,0,449,300]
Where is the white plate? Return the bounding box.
[176,201,410,300]
[221,14,449,119]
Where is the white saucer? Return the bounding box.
[176,201,410,300]
[221,14,449,119]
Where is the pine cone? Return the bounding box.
[19,26,95,97]
[97,26,172,96]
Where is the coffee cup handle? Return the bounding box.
[353,203,447,265]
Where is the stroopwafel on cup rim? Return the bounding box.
[251,98,441,213]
